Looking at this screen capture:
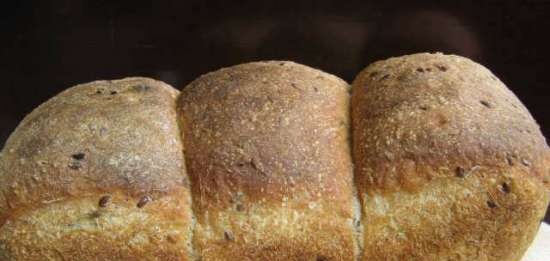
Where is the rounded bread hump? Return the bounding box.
[352,53,549,261]
[178,61,357,260]
[178,61,352,205]
[0,77,194,261]
[352,52,549,192]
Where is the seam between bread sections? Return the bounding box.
[347,87,364,261]
[173,91,200,261]
[351,177,364,261]
[0,190,8,229]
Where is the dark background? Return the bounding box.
[1,0,549,222]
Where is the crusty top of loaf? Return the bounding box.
[177,61,357,260]
[0,77,188,225]
[352,53,550,193]
[178,61,352,207]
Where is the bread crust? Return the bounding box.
[0,78,194,260]
[0,55,547,261]
[351,53,550,261]
[177,61,357,260]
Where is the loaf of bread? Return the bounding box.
[0,53,547,261]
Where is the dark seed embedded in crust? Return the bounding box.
[98,195,111,208]
[480,100,492,108]
[381,74,390,80]
[416,68,424,73]
[166,234,178,244]
[69,153,85,170]
[436,65,448,72]
[137,195,152,208]
[499,183,511,193]
[224,230,234,241]
[110,90,118,95]
[438,115,449,126]
[71,153,85,160]
[455,166,466,178]
[487,201,498,208]
[290,82,303,91]
[235,203,244,211]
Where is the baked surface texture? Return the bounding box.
[0,54,547,261]
[0,78,195,261]
[351,53,549,261]
[177,61,358,261]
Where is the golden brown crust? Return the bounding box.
[351,53,550,261]
[0,55,547,261]
[177,61,357,260]
[0,78,194,260]
[0,192,192,261]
